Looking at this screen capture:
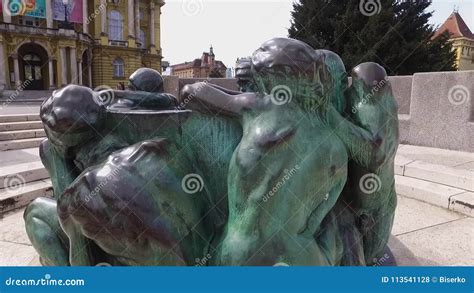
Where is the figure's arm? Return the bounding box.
[182,82,258,116]
[327,106,385,171]
[100,90,178,109]
[207,83,243,95]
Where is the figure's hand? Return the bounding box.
[181,82,207,100]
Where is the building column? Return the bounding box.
[100,0,107,35]
[48,59,55,89]
[157,1,165,56]
[128,0,135,38]
[60,47,67,86]
[78,61,83,85]
[82,0,88,34]
[0,41,6,90]
[150,2,155,47]
[134,0,140,38]
[88,64,92,88]
[46,0,53,28]
[70,48,77,84]
[12,55,20,87]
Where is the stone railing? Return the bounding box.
[0,23,94,44]
[164,71,474,152]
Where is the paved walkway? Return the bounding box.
[1,195,472,266]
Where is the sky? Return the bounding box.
[161,0,474,68]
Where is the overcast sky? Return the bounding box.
[161,0,474,68]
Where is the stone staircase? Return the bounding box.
[395,145,474,217]
[0,114,51,215]
[0,114,45,151]
[0,90,52,104]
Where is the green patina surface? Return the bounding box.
[23,38,399,267]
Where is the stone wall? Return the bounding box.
[403,71,473,152]
[163,71,473,152]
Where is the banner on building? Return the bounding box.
[1,0,46,18]
[53,0,83,23]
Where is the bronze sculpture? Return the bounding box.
[24,38,398,266]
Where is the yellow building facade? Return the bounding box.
[434,12,474,71]
[0,0,164,91]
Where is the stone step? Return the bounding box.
[0,137,44,151]
[0,114,40,123]
[395,156,474,192]
[0,161,49,190]
[0,179,53,215]
[0,121,43,131]
[0,129,45,141]
[1,90,52,101]
[395,175,473,216]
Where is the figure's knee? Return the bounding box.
[24,197,57,224]
[24,198,64,239]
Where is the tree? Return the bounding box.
[288,0,457,75]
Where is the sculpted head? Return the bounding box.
[40,85,106,148]
[235,58,255,92]
[128,68,164,93]
[251,38,332,113]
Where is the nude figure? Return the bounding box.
[182,38,388,265]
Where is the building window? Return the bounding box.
[138,29,146,48]
[113,58,125,77]
[109,10,124,41]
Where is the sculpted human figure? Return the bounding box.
[341,63,399,264]
[57,140,209,266]
[104,68,178,111]
[24,37,398,267]
[235,57,257,92]
[182,38,393,265]
[25,85,108,266]
[25,70,186,266]
[307,49,399,264]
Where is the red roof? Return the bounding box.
[433,12,474,39]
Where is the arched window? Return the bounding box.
[109,10,124,41]
[138,29,146,48]
[23,54,41,62]
[113,58,125,77]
